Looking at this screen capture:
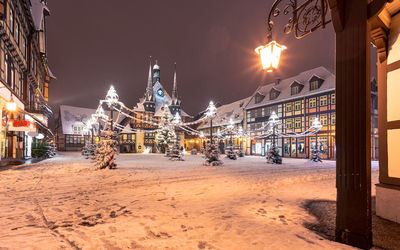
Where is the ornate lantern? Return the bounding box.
[255,40,287,72]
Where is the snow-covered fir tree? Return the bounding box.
[204,141,223,166]
[155,109,176,153]
[266,145,282,164]
[93,130,118,169]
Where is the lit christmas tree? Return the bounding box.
[155,107,176,153]
[203,141,223,166]
[93,129,118,169]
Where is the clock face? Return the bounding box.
[157,88,164,97]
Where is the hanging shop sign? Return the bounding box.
[8,120,37,132]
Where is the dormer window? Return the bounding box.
[255,93,265,104]
[309,76,323,91]
[270,88,280,100]
[290,81,303,95]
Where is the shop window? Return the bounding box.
[309,98,316,108]
[291,140,296,154]
[320,95,328,106]
[297,139,305,154]
[284,139,290,155]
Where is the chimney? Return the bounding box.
[275,78,281,85]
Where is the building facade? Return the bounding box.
[0,0,53,160]
[118,61,190,153]
[56,61,191,153]
[196,98,249,153]
[195,67,378,161]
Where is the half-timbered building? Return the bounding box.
[0,0,54,161]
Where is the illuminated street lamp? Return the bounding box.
[227,118,234,147]
[205,101,217,143]
[255,40,286,72]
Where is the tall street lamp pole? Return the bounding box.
[205,101,217,144]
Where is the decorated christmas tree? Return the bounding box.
[155,108,176,153]
[266,145,282,164]
[169,143,184,161]
[204,141,223,166]
[93,129,118,169]
[82,143,96,159]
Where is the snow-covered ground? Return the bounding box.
[0,152,379,249]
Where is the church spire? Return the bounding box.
[145,58,153,100]
[172,62,178,101]
[153,59,160,84]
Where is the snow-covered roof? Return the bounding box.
[60,105,96,135]
[60,105,121,135]
[198,97,250,129]
[133,80,191,117]
[30,0,50,31]
[245,66,335,110]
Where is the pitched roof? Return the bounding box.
[198,97,250,129]
[30,0,50,31]
[59,105,121,135]
[133,80,191,117]
[245,66,335,110]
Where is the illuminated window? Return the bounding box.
[9,8,14,34]
[291,86,299,95]
[309,98,316,108]
[309,116,316,126]
[286,103,293,112]
[331,113,336,125]
[295,118,302,128]
[320,114,328,126]
[286,118,293,129]
[331,93,336,105]
[320,95,328,106]
[295,101,301,111]
[310,80,319,91]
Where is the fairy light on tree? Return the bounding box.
[266,111,282,164]
[311,117,323,162]
[105,85,119,131]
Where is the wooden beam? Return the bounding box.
[368,0,393,20]
[327,0,344,32]
[334,0,372,248]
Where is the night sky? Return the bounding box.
[46,0,376,117]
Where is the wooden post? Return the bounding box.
[332,0,372,248]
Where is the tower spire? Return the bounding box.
[172,62,178,101]
[146,57,153,100]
